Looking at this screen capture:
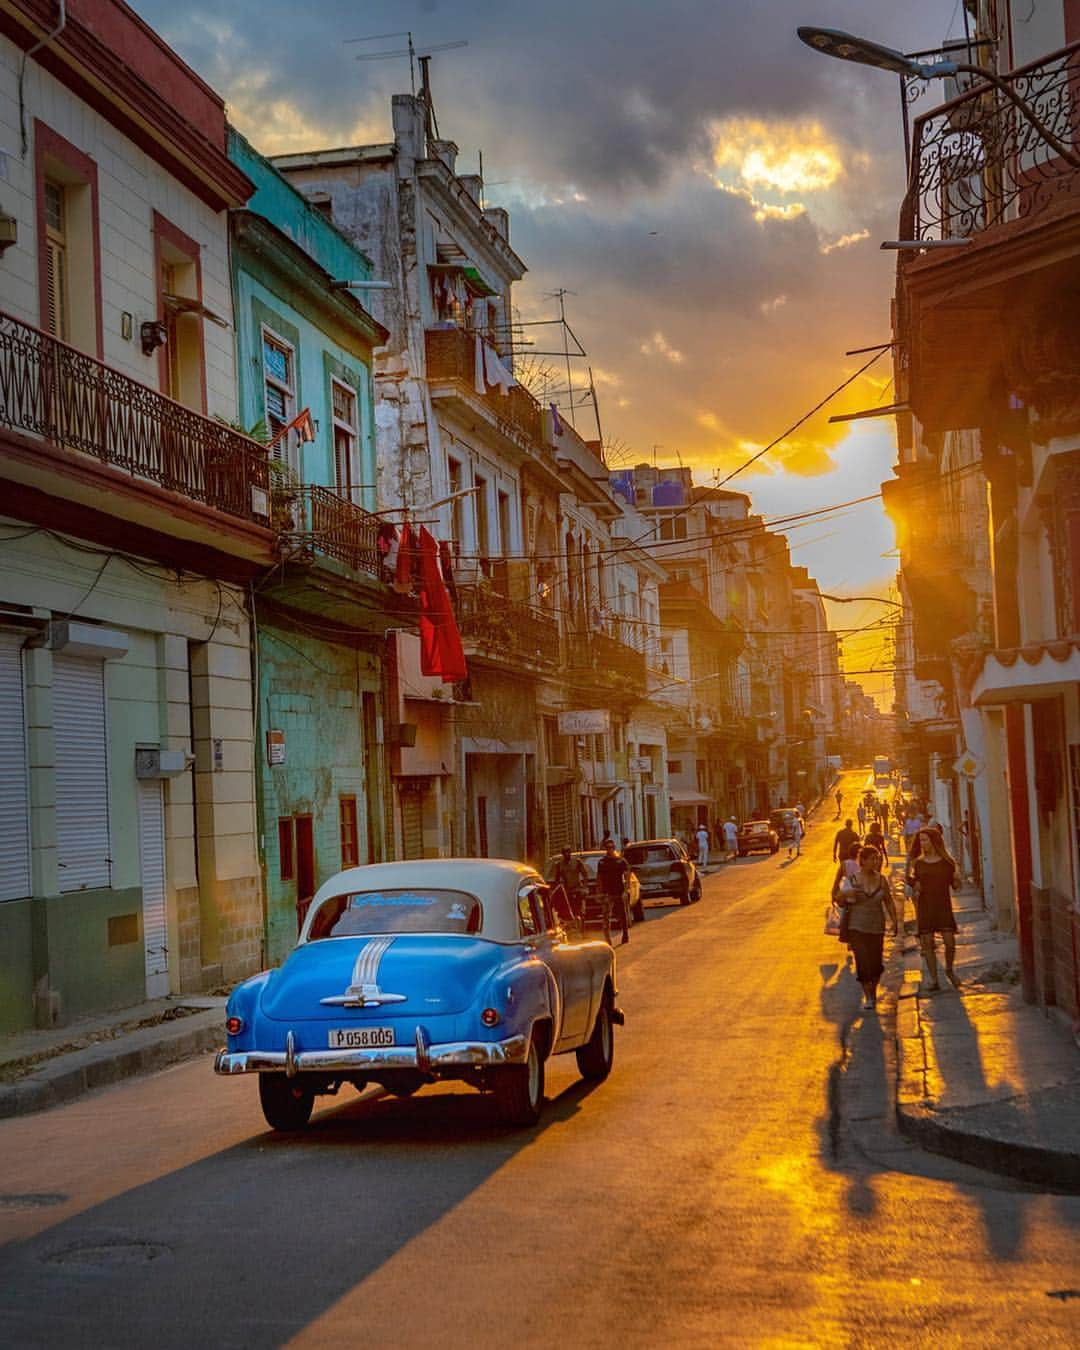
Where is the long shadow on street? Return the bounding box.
[0,1078,601,1349]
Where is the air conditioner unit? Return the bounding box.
[135,747,193,778]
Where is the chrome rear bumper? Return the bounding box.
[214,1031,529,1077]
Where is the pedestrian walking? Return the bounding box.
[552,846,590,926]
[787,813,804,859]
[834,788,843,819]
[864,819,890,858]
[856,801,866,831]
[903,809,924,855]
[838,845,898,1010]
[695,822,711,870]
[833,818,860,862]
[723,815,739,862]
[907,826,960,990]
[596,840,631,946]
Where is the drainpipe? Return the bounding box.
[19,1,67,157]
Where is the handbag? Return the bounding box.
[824,903,843,937]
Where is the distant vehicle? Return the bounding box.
[623,839,702,905]
[769,809,802,842]
[736,820,780,856]
[545,850,644,926]
[216,859,621,1130]
[872,754,895,792]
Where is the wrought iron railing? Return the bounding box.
[286,484,383,577]
[590,628,648,689]
[0,309,271,524]
[455,583,560,664]
[425,326,544,445]
[902,41,1080,242]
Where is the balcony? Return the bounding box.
[456,583,560,668]
[897,42,1080,432]
[0,308,271,537]
[425,326,543,447]
[281,484,382,578]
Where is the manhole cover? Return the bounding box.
[0,1193,68,1211]
[44,1239,171,1269]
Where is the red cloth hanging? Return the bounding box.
[418,526,467,683]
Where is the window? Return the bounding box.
[339,794,359,868]
[497,488,512,555]
[263,330,297,474]
[475,474,490,562]
[517,891,540,937]
[447,455,464,549]
[659,516,688,542]
[278,818,295,881]
[35,121,101,357]
[154,212,205,412]
[667,760,683,775]
[331,379,360,503]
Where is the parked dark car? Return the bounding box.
[736,820,780,856]
[769,809,802,842]
[623,839,701,906]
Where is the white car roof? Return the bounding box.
[301,858,544,945]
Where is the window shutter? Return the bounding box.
[0,633,32,902]
[54,653,111,892]
[45,238,68,340]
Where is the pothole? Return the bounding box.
[43,1238,171,1269]
[0,1193,68,1211]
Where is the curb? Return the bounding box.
[894,976,1080,1191]
[0,1008,224,1119]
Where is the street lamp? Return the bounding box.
[819,593,905,611]
[797,26,1080,168]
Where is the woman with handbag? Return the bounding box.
[907,826,959,990]
[840,846,898,1011]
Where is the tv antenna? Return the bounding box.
[344,31,468,96]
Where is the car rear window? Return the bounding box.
[747,823,769,833]
[625,845,673,864]
[307,888,482,939]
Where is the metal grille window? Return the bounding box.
[339,794,359,868]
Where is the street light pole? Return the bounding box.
[797,26,1080,169]
[819,593,905,611]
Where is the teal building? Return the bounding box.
[228,131,396,964]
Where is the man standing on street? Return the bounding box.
[695,822,711,870]
[834,788,843,818]
[788,813,804,859]
[596,840,631,945]
[833,818,860,862]
[552,846,590,925]
[856,801,867,832]
[723,815,739,862]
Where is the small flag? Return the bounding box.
[267,406,317,451]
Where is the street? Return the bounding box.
[0,778,1077,1348]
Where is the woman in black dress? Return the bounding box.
[908,826,959,990]
[840,846,898,1011]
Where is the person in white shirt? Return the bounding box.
[723,816,739,862]
[695,823,710,869]
[788,813,804,859]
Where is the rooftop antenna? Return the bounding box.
[546,288,577,425]
[344,31,467,97]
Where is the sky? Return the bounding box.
[130,0,967,704]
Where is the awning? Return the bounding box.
[972,640,1080,706]
[588,782,622,802]
[668,789,713,806]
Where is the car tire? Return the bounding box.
[771,843,779,854]
[632,899,645,924]
[737,850,746,858]
[678,888,691,906]
[493,1032,545,1128]
[691,880,702,902]
[576,991,614,1081]
[259,1073,314,1131]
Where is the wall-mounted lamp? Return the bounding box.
[140,319,168,357]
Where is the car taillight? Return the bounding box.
[226,1015,244,1036]
[481,1008,501,1027]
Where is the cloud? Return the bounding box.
[820,228,871,254]
[639,331,684,364]
[759,294,788,315]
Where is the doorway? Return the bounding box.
[295,814,315,930]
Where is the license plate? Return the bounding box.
[328,1026,394,1049]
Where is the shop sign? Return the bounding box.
[629,755,653,774]
[557,709,610,736]
[267,728,286,765]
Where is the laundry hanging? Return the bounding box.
[418,526,467,683]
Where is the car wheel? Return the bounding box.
[691,880,702,902]
[493,1032,545,1128]
[576,991,614,1081]
[771,843,779,854]
[737,850,746,857]
[678,887,691,906]
[259,1073,314,1131]
[632,899,645,924]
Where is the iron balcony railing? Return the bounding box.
[902,40,1080,243]
[0,309,271,524]
[425,326,544,446]
[456,583,560,665]
[284,484,383,578]
[590,628,648,689]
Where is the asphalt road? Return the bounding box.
[1,771,1078,1348]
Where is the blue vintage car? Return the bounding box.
[216,859,622,1130]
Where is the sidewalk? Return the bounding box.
[894,882,1080,1189]
[0,995,225,1119]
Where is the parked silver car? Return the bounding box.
[623,838,702,906]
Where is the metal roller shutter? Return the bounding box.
[137,778,168,996]
[400,787,424,859]
[54,653,111,893]
[0,633,31,901]
[547,783,573,852]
